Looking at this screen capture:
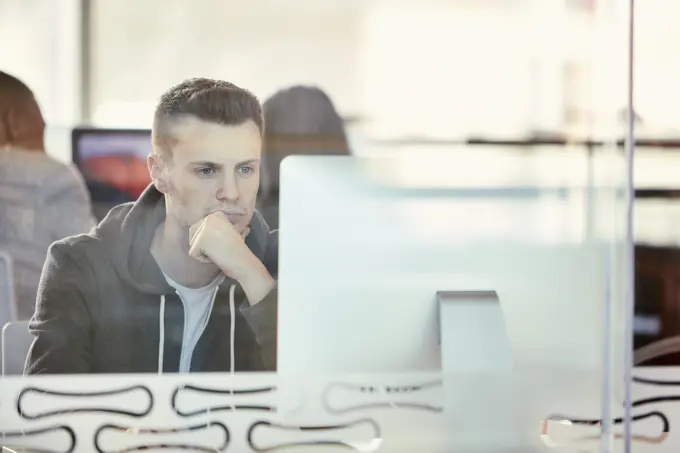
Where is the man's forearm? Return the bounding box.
[231,257,276,305]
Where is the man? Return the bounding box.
[25,78,277,374]
[0,71,96,319]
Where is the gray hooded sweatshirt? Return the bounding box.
[25,184,277,374]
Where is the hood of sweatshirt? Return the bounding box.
[92,184,272,296]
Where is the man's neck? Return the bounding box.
[150,218,221,289]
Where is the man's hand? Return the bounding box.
[188,212,249,268]
[189,212,275,305]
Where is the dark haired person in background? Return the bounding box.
[26,78,277,374]
[258,85,351,230]
[0,70,96,319]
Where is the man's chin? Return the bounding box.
[241,213,255,229]
[234,221,252,235]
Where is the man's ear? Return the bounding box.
[148,154,169,194]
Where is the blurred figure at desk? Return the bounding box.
[0,71,96,319]
[258,85,351,229]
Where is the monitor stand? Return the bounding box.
[437,290,513,373]
[436,292,538,453]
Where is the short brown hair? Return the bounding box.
[152,78,264,157]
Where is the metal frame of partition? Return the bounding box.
[623,1,636,450]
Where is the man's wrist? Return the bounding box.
[231,255,275,305]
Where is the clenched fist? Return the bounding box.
[188,212,251,275]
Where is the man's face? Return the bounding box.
[151,117,262,233]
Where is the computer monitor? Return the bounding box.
[72,127,152,220]
[277,155,623,378]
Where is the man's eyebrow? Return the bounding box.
[236,158,260,166]
[188,161,221,167]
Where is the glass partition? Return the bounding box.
[0,0,642,452]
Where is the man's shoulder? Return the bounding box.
[49,200,136,262]
[48,233,94,261]
[48,228,110,266]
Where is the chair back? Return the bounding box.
[2,320,31,375]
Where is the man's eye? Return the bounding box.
[197,167,216,177]
[238,166,254,175]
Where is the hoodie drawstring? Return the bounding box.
[228,284,236,377]
[228,284,236,408]
[157,284,236,375]
[158,295,166,374]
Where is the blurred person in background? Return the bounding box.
[258,85,351,230]
[26,78,277,374]
[0,71,96,320]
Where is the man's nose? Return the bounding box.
[216,174,239,202]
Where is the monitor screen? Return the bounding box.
[72,128,152,218]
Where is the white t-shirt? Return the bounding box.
[163,273,225,373]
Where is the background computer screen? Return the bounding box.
[72,128,152,219]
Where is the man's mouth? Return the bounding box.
[225,213,243,224]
